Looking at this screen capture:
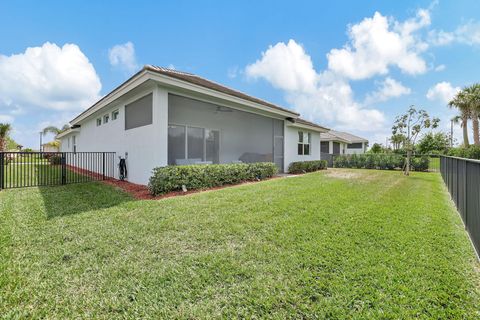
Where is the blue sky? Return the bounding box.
[1,0,480,148]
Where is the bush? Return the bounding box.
[334,154,404,170]
[411,156,429,172]
[148,162,278,196]
[448,146,480,160]
[48,155,62,165]
[288,160,328,174]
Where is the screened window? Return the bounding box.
[112,109,119,120]
[96,118,102,126]
[297,131,311,155]
[320,141,329,153]
[347,143,363,149]
[72,135,77,153]
[125,93,153,130]
[168,124,220,165]
[103,114,109,124]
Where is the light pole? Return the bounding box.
[39,132,42,152]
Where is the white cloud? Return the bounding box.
[246,39,386,131]
[365,77,411,104]
[429,21,480,46]
[426,81,460,104]
[0,42,101,112]
[0,114,14,123]
[327,9,430,80]
[108,41,138,73]
[434,64,446,71]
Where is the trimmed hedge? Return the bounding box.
[148,162,278,196]
[288,160,328,174]
[333,154,430,172]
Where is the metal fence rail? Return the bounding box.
[440,155,480,257]
[0,152,116,189]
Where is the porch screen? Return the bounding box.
[125,93,153,130]
[321,141,329,153]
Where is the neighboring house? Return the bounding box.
[42,142,60,153]
[320,130,368,157]
[57,66,329,185]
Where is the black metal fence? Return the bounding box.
[0,152,116,189]
[440,156,480,257]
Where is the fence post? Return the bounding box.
[102,152,105,180]
[61,152,67,185]
[464,160,468,228]
[0,153,4,190]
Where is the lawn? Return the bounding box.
[1,169,479,318]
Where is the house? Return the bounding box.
[57,66,329,185]
[42,142,59,153]
[320,130,368,165]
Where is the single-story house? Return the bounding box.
[57,65,329,185]
[320,130,368,156]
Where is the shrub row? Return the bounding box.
[333,154,430,172]
[288,160,328,174]
[447,145,480,160]
[148,162,278,196]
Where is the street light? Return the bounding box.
[39,132,42,152]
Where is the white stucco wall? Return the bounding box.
[284,125,321,170]
[60,85,168,185]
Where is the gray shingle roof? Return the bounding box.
[320,130,368,143]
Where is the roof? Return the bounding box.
[294,118,329,131]
[145,66,299,116]
[320,130,368,144]
[71,65,304,124]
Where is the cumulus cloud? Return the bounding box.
[246,39,385,131]
[426,81,460,104]
[365,77,411,104]
[434,64,446,71]
[108,41,138,73]
[429,21,480,46]
[0,42,101,112]
[327,9,430,80]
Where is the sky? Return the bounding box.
[1,0,480,148]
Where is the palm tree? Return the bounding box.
[449,90,471,147]
[390,133,406,150]
[464,84,480,145]
[0,123,12,152]
[42,124,70,136]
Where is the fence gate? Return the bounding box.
[0,152,116,189]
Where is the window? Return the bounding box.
[96,118,102,126]
[72,135,77,153]
[125,93,153,130]
[168,124,220,165]
[347,142,363,149]
[297,131,311,155]
[103,114,109,124]
[112,109,119,120]
[67,137,70,148]
[320,141,329,153]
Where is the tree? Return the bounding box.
[416,132,450,154]
[392,106,440,175]
[464,83,480,145]
[369,143,383,153]
[0,123,12,152]
[42,124,70,136]
[390,133,406,150]
[449,90,471,147]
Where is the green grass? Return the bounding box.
[1,169,479,318]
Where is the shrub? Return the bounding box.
[334,154,405,170]
[288,160,328,174]
[48,155,62,165]
[448,146,480,160]
[411,156,429,172]
[333,156,347,168]
[148,162,278,196]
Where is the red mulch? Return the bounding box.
[102,176,281,200]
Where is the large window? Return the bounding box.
[298,131,311,155]
[125,93,153,130]
[347,143,363,149]
[168,124,220,165]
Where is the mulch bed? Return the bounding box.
[102,176,282,200]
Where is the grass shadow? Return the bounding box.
[38,182,133,219]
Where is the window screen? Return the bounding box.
[347,143,363,149]
[187,127,204,161]
[125,93,153,130]
[321,141,329,153]
[168,125,186,165]
[333,142,340,154]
